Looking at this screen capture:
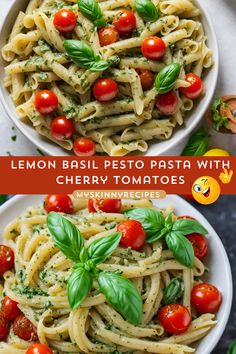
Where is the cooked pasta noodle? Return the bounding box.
[2,0,213,155]
[0,198,217,353]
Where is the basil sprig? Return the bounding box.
[182,128,209,156]
[64,40,109,72]
[163,277,183,305]
[211,97,229,131]
[228,339,236,354]
[155,63,181,94]
[78,0,106,27]
[135,0,159,22]
[47,213,143,324]
[125,208,208,268]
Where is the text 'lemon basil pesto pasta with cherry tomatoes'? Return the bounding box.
[1,0,213,156]
[0,196,222,353]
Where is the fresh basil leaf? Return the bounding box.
[98,272,142,325]
[165,213,173,231]
[125,208,165,242]
[182,128,209,156]
[227,339,236,354]
[135,0,159,22]
[87,232,122,265]
[147,227,168,243]
[90,60,110,72]
[67,266,92,309]
[155,63,181,94]
[172,218,208,235]
[47,212,84,262]
[78,0,106,27]
[163,277,183,305]
[166,232,194,268]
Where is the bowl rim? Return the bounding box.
[0,0,219,156]
[0,194,232,354]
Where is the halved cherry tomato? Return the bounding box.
[73,137,96,156]
[35,90,58,115]
[53,9,77,33]
[26,343,53,354]
[13,314,38,341]
[44,194,73,213]
[141,36,166,60]
[0,311,10,341]
[88,199,121,213]
[1,297,22,321]
[98,26,119,47]
[191,283,222,314]
[155,91,178,115]
[117,220,146,250]
[180,73,204,99]
[177,215,195,220]
[93,78,118,102]
[186,233,208,261]
[51,116,75,140]
[0,245,14,276]
[113,10,136,35]
[158,304,191,335]
[136,69,155,90]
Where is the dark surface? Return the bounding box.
[191,195,236,353]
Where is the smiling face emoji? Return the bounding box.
[192,176,221,205]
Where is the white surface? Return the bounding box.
[0,195,232,353]
[0,0,227,155]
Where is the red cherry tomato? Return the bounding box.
[0,311,10,341]
[117,220,146,250]
[1,297,22,321]
[186,233,208,261]
[113,10,136,35]
[180,73,204,99]
[35,90,58,115]
[44,194,73,213]
[141,36,166,60]
[0,245,14,276]
[98,26,119,47]
[155,91,178,115]
[177,215,195,220]
[51,116,75,140]
[13,314,38,341]
[26,343,53,354]
[191,283,222,314]
[158,304,191,335]
[73,137,96,156]
[93,78,118,102]
[53,9,77,33]
[136,69,155,90]
[88,199,122,213]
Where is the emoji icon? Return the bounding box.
[192,176,221,205]
[219,169,233,184]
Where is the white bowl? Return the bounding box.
[0,0,219,156]
[0,195,232,353]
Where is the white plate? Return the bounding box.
[0,0,219,156]
[0,195,232,353]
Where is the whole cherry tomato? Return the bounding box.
[158,304,191,335]
[93,78,118,102]
[88,199,122,213]
[117,220,146,250]
[1,296,22,321]
[0,311,10,341]
[155,91,178,115]
[191,283,222,314]
[13,314,38,341]
[0,245,14,276]
[180,73,204,99]
[98,26,119,46]
[141,36,166,60]
[136,69,155,90]
[35,90,58,115]
[44,194,73,213]
[51,116,75,140]
[186,233,208,261]
[73,137,96,156]
[26,343,53,354]
[113,10,136,35]
[53,9,77,33]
